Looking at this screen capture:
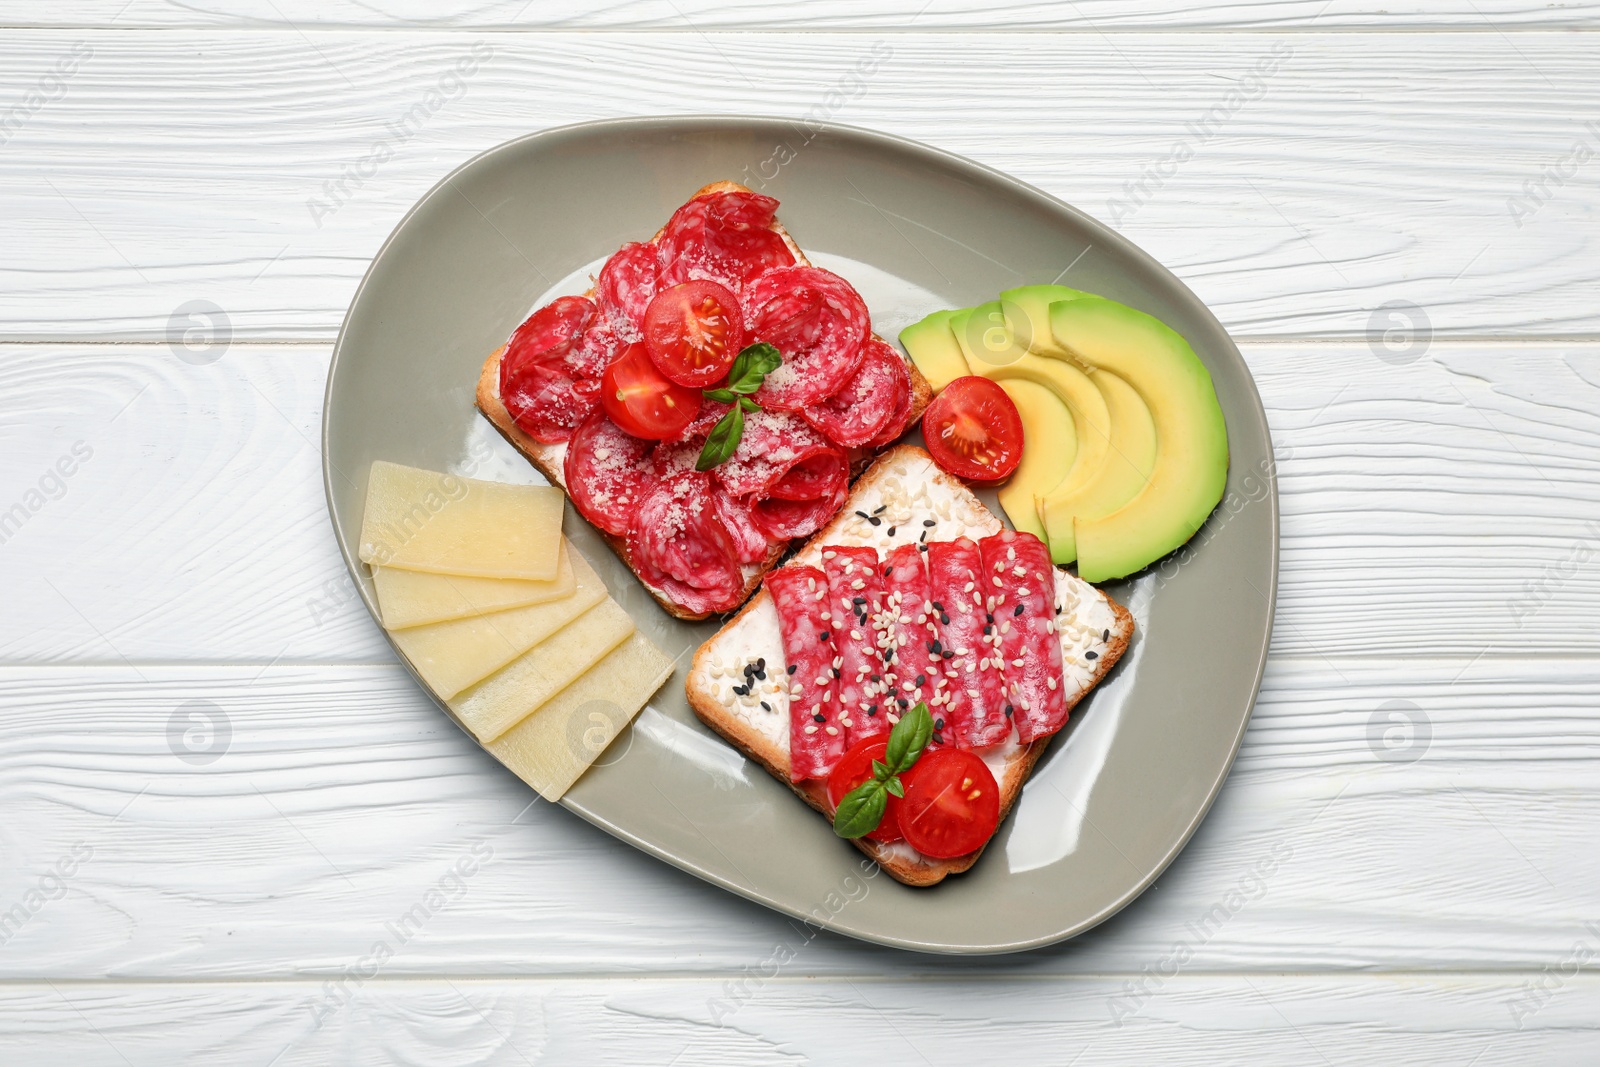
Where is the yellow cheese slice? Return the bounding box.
[448,598,635,743]
[387,549,608,700]
[486,632,675,801]
[373,541,577,628]
[357,460,564,581]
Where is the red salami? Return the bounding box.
[714,410,847,502]
[503,296,595,373]
[563,414,658,537]
[749,482,848,541]
[863,343,915,450]
[744,267,871,411]
[503,363,600,444]
[597,241,662,336]
[802,337,907,448]
[766,564,846,781]
[821,545,892,747]
[979,530,1066,744]
[658,190,796,292]
[927,538,1009,749]
[665,398,730,446]
[566,319,626,380]
[713,488,772,565]
[627,472,745,616]
[880,543,943,727]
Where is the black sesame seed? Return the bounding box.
[867,515,882,527]
[873,504,887,515]
[819,631,830,641]
[919,530,928,543]
[760,701,771,711]
[940,613,950,624]
[1004,706,1014,718]
[887,526,896,537]
[832,667,841,678]
[884,648,895,663]
[853,596,866,606]
[919,544,928,553]
[732,684,747,696]
[932,733,944,745]
[814,712,826,723]
[854,510,870,520]
[983,624,993,635]
[985,613,994,624]
[866,705,879,717]
[915,674,927,687]
[1103,628,1110,641]
[787,664,798,675]
[1014,605,1025,617]
[1056,605,1064,615]
[935,718,945,730]
[922,519,936,528]
[941,650,954,659]
[898,697,909,709]
[1086,651,1099,660]
[756,657,765,670]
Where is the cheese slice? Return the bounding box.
[388,549,608,700]
[373,542,576,629]
[448,598,636,743]
[358,460,564,580]
[486,632,675,801]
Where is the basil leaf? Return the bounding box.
[695,404,745,471]
[884,703,934,774]
[723,342,782,395]
[737,396,762,413]
[883,776,904,799]
[870,759,889,779]
[833,780,888,839]
[702,387,738,404]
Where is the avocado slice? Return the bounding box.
[1050,296,1229,582]
[898,308,970,393]
[995,379,1076,541]
[951,319,1111,562]
[999,284,1088,358]
[1039,368,1156,562]
[948,301,1031,371]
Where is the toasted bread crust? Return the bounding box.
[685,445,1136,887]
[474,180,932,621]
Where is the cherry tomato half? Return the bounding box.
[600,342,701,440]
[898,747,1000,859]
[826,738,904,844]
[921,375,1025,483]
[642,280,744,388]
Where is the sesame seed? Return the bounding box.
[788,664,798,675]
[1014,605,1025,617]
[824,725,839,736]
[813,712,825,723]
[1086,651,1099,660]
[805,725,818,734]
[1103,628,1111,641]
[923,519,936,528]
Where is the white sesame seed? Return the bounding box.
[804,725,818,734]
[824,725,838,736]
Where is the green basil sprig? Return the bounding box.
[833,703,935,839]
[696,343,782,471]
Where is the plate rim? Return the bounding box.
[323,114,1279,955]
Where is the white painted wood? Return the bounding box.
[1,657,1596,978]
[11,0,1600,30]
[2,341,1595,664]
[1,32,1597,340]
[3,977,1599,1066]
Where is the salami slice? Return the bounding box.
[749,482,848,541]
[627,472,745,616]
[503,363,600,444]
[566,319,626,380]
[564,413,658,537]
[863,344,915,450]
[658,190,796,293]
[927,537,1009,749]
[713,487,772,565]
[714,409,845,500]
[802,337,907,448]
[745,267,871,411]
[766,564,846,781]
[503,295,596,375]
[821,545,892,747]
[597,241,662,337]
[979,530,1066,744]
[664,397,730,446]
[879,543,943,728]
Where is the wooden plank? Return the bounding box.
[1,657,1596,978]
[2,341,1596,663]
[1,33,1597,339]
[2,977,1599,1066]
[10,0,1600,30]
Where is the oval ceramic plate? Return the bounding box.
[324,116,1277,954]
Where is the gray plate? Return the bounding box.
[323,116,1277,955]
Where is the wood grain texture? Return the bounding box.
[2,341,1596,663]
[10,0,1600,30]
[3,977,1599,1066]
[1,657,1596,979]
[1,32,1597,339]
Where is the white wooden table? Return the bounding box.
[3,3,1598,1063]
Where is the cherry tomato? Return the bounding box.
[826,738,904,844]
[898,748,1000,859]
[600,342,701,440]
[642,280,744,388]
[921,376,1025,483]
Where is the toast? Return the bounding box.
[476,180,935,621]
[686,445,1135,886]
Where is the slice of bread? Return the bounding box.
[475,180,935,621]
[686,445,1135,886]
